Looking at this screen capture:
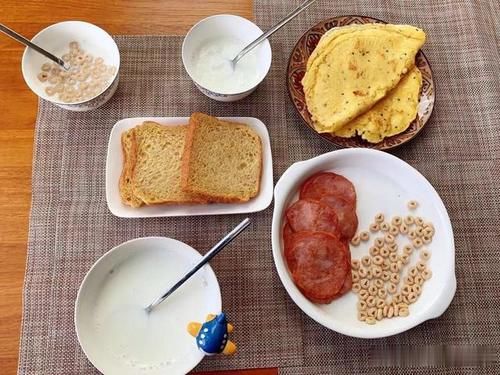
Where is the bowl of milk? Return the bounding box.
[75,237,222,374]
[182,15,272,102]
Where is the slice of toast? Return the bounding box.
[131,121,206,205]
[119,128,144,207]
[181,113,262,203]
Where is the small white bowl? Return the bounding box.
[182,15,272,102]
[272,149,456,339]
[22,21,120,111]
[75,237,221,374]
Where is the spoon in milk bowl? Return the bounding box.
[145,218,251,313]
[230,0,317,68]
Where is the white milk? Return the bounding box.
[91,247,210,372]
[191,36,260,93]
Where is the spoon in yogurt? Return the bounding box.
[230,0,317,68]
[145,218,251,313]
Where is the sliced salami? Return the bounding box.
[286,231,349,304]
[318,195,358,240]
[286,199,340,236]
[300,172,357,207]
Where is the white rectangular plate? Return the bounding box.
[106,117,273,218]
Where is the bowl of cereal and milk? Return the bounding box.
[182,15,272,102]
[21,21,120,111]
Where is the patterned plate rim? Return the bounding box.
[286,15,436,150]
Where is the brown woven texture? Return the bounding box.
[18,0,499,373]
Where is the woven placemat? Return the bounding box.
[18,0,500,374]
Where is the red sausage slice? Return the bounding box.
[300,172,357,207]
[286,199,340,236]
[286,231,349,304]
[318,195,358,240]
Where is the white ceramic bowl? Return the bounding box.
[182,15,272,102]
[75,237,221,374]
[22,21,120,111]
[271,149,456,338]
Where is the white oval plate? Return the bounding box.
[75,237,221,374]
[106,117,273,217]
[271,149,456,338]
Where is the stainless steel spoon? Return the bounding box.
[0,23,70,70]
[145,218,251,313]
[231,0,317,67]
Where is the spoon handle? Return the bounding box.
[232,0,317,65]
[145,218,251,313]
[0,23,69,70]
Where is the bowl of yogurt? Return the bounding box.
[75,237,221,374]
[182,15,272,102]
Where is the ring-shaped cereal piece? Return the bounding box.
[352,283,361,293]
[381,271,390,282]
[360,279,370,289]
[409,267,419,278]
[361,256,371,267]
[380,247,390,257]
[414,275,424,285]
[358,267,368,278]
[387,306,394,318]
[399,307,410,317]
[412,284,422,295]
[404,275,414,285]
[352,272,360,283]
[365,316,376,325]
[422,235,432,244]
[407,200,419,210]
[404,215,414,225]
[374,279,384,289]
[390,273,400,284]
[415,217,424,226]
[391,216,402,226]
[415,226,424,236]
[381,259,391,271]
[351,259,360,270]
[366,297,376,308]
[377,288,387,299]
[408,230,417,239]
[37,72,49,82]
[401,284,412,296]
[388,243,398,252]
[365,269,373,280]
[389,253,398,263]
[393,303,400,316]
[369,246,380,257]
[399,223,409,234]
[380,222,390,232]
[407,292,417,303]
[416,261,427,271]
[384,234,395,244]
[400,254,410,265]
[358,311,367,321]
[41,62,52,71]
[368,286,378,296]
[389,225,399,236]
[422,269,432,280]
[403,245,413,255]
[350,235,361,246]
[372,266,382,278]
[420,250,431,261]
[390,262,400,273]
[376,308,383,320]
[375,237,385,248]
[369,223,380,232]
[359,290,369,300]
[372,255,384,266]
[374,213,384,223]
[358,300,367,310]
[412,238,423,248]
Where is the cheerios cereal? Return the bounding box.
[350,204,434,324]
[37,41,117,103]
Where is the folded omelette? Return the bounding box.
[302,24,426,134]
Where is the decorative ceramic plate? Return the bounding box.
[271,149,456,338]
[287,15,435,150]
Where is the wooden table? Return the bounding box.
[0,1,276,374]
